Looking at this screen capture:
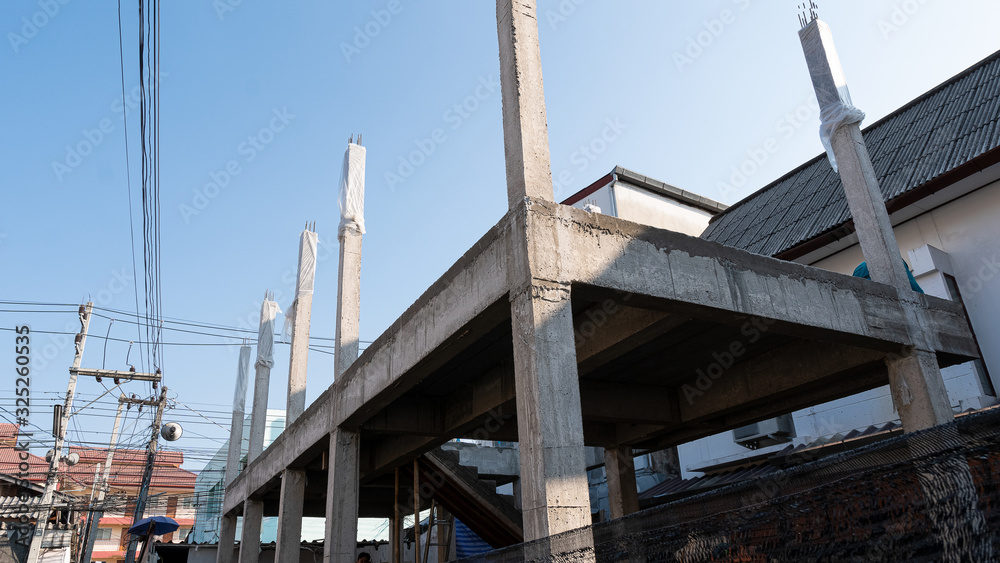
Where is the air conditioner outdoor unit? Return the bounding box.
[733,414,795,449]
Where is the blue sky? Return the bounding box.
[2,1,999,474]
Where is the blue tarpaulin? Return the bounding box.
[852,260,924,293]
[454,518,492,558]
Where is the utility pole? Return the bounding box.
[125,385,168,563]
[27,303,92,563]
[80,394,127,563]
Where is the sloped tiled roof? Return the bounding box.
[0,425,195,492]
[701,49,1000,258]
[61,447,195,492]
[0,433,50,484]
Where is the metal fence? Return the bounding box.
[0,525,30,563]
[460,406,1000,562]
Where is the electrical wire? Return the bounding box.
[118,0,147,378]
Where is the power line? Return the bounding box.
[0,302,371,343]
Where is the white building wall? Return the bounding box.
[569,181,715,237]
[613,183,714,236]
[678,178,1000,477]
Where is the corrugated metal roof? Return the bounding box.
[638,421,902,504]
[702,49,1000,257]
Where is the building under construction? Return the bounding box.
[214,2,1000,562]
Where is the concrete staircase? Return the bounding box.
[415,446,522,548]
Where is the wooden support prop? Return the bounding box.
[413,459,420,563]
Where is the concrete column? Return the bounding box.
[888,348,954,432]
[218,346,251,563]
[327,142,365,561]
[510,282,592,541]
[335,230,362,377]
[216,516,238,563]
[287,228,318,423]
[496,0,554,208]
[240,299,278,563]
[275,469,307,562]
[249,298,280,460]
[604,446,639,520]
[238,499,263,563]
[225,347,252,483]
[799,19,951,432]
[323,429,360,563]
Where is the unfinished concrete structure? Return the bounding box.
[219,2,980,560]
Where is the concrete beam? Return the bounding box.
[363,377,676,439]
[223,386,332,515]
[335,217,514,430]
[496,0,553,208]
[574,303,684,375]
[678,340,886,422]
[580,381,678,425]
[608,341,888,449]
[526,199,977,359]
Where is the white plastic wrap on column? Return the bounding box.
[799,20,866,172]
[297,230,319,295]
[338,143,366,236]
[282,229,319,340]
[256,300,282,369]
[233,345,252,412]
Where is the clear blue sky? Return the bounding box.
[2,1,999,473]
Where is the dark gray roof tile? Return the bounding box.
[704,51,1000,257]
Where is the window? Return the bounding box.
[944,275,995,396]
[96,527,112,541]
